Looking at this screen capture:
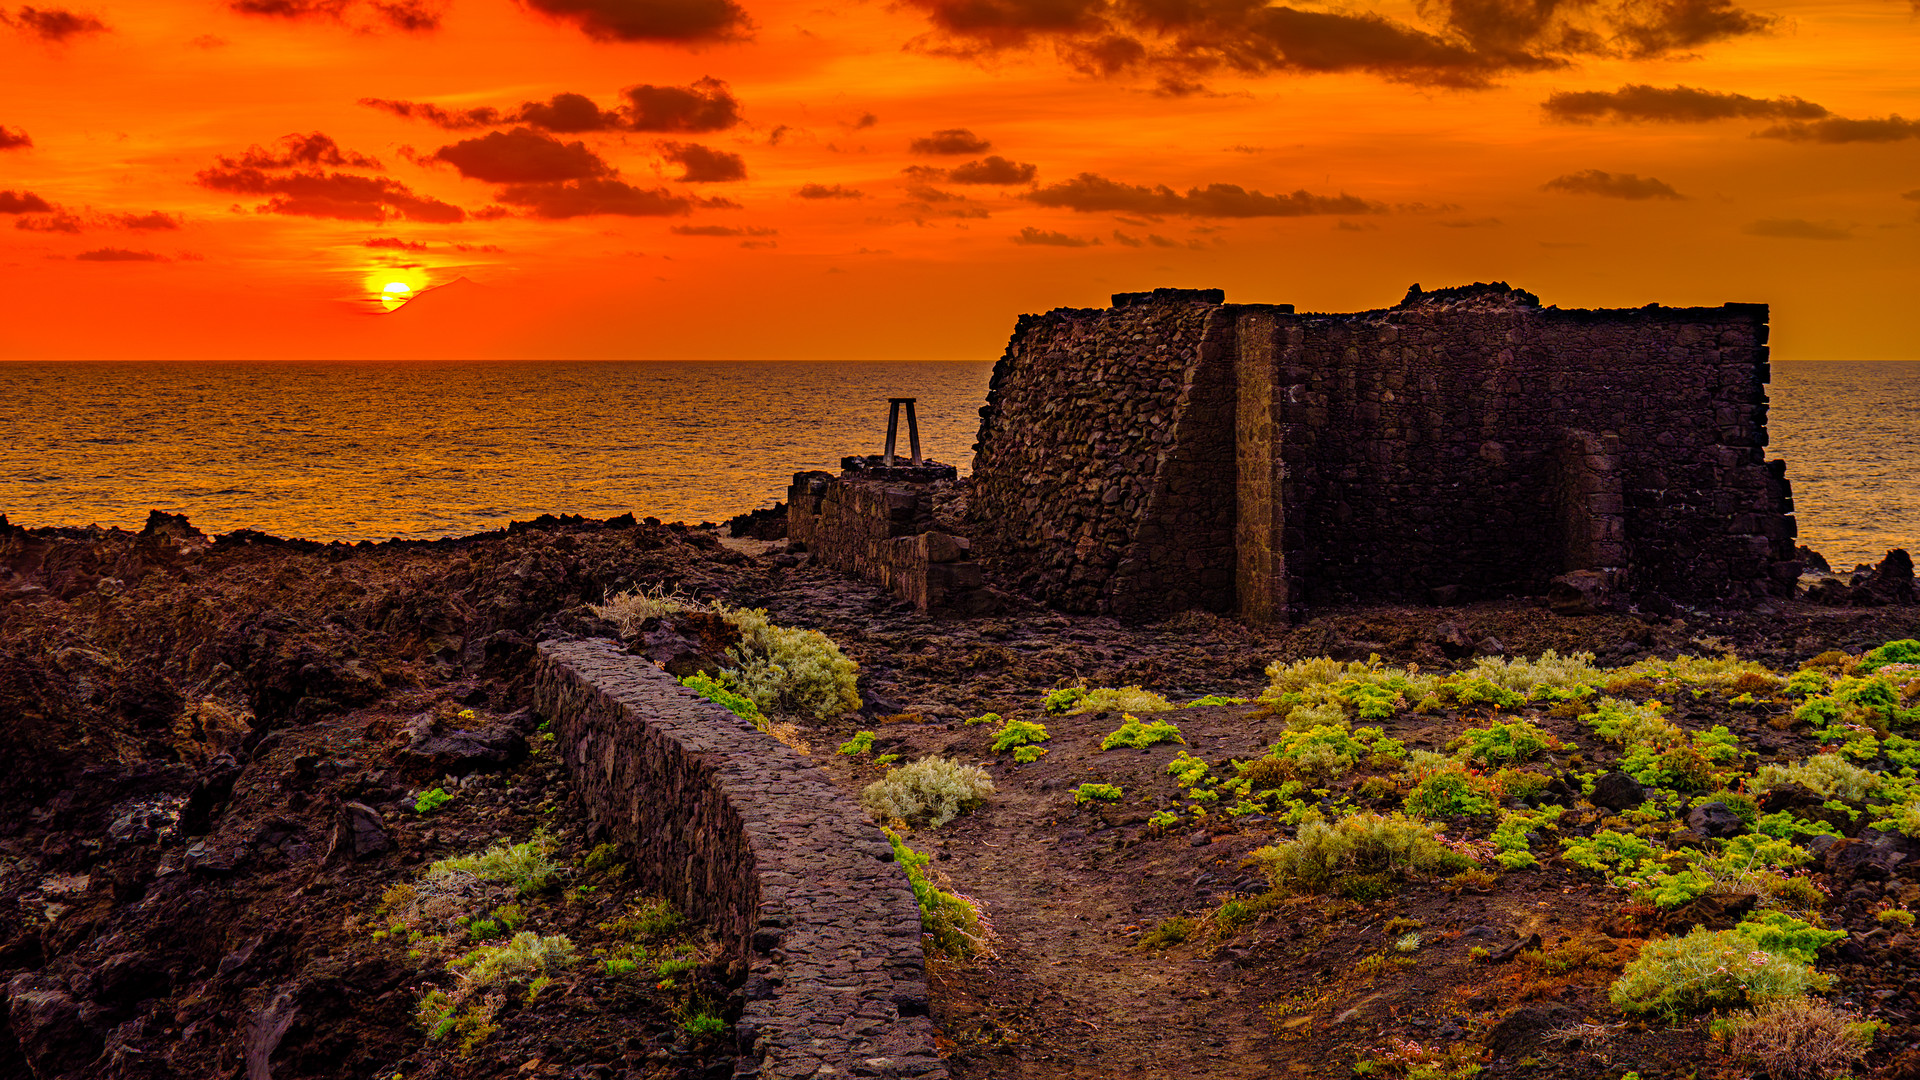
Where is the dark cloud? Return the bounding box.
[1012,226,1101,246]
[669,224,777,236]
[1112,229,1144,246]
[946,155,1038,184]
[514,92,628,132]
[112,211,182,230]
[495,177,692,219]
[367,80,743,134]
[850,112,879,129]
[1146,232,1177,246]
[909,128,991,155]
[452,242,506,252]
[1743,217,1850,240]
[903,183,965,202]
[657,141,747,182]
[76,247,165,261]
[625,78,743,131]
[197,165,465,222]
[0,189,53,214]
[1903,189,1920,202]
[361,98,504,130]
[796,183,864,199]
[1542,169,1684,199]
[1026,172,1384,216]
[3,6,110,41]
[900,0,1775,89]
[16,210,82,232]
[1754,116,1920,143]
[521,0,752,42]
[365,236,427,249]
[1543,83,1827,123]
[0,125,30,149]
[431,128,611,183]
[221,132,383,170]
[227,0,445,30]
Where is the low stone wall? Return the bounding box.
[788,471,988,614]
[531,639,948,1080]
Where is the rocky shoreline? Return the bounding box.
[3,508,1920,1079]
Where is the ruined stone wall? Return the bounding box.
[787,472,986,613]
[532,640,947,1080]
[967,297,1239,618]
[969,285,1797,618]
[1239,298,1794,607]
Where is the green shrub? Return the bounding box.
[452,931,579,989]
[1011,745,1047,763]
[681,672,766,729]
[1465,650,1603,698]
[837,730,876,756]
[1860,639,1920,673]
[415,787,453,814]
[1560,830,1659,878]
[1404,768,1496,818]
[989,718,1050,752]
[860,756,994,827]
[1073,782,1123,804]
[1610,915,1835,1018]
[1272,723,1366,780]
[1785,669,1831,698]
[1758,757,1873,799]
[1101,715,1183,750]
[884,828,991,960]
[1043,687,1086,714]
[1450,719,1559,765]
[1255,812,1472,896]
[1582,697,1677,745]
[715,605,862,721]
[1138,916,1196,949]
[1064,686,1177,715]
[681,1010,727,1039]
[1185,695,1248,707]
[425,835,564,897]
[964,712,1002,726]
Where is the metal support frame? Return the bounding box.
[883,398,922,467]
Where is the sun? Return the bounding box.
[377,279,416,312]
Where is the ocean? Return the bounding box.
[0,359,1912,570]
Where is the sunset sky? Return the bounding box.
[2,0,1915,361]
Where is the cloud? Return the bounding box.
[227,0,446,30]
[362,98,504,130]
[431,128,611,183]
[625,78,743,131]
[513,92,628,133]
[2,6,109,41]
[946,155,1038,184]
[198,165,464,222]
[1543,83,1827,123]
[1012,226,1101,246]
[16,210,82,232]
[899,0,1776,89]
[657,141,747,182]
[1541,169,1684,199]
[910,128,991,154]
[1437,216,1503,227]
[365,236,427,249]
[1112,229,1144,246]
[670,224,777,236]
[452,242,505,253]
[1904,189,1920,202]
[221,132,383,170]
[112,211,182,230]
[495,177,692,218]
[1026,172,1384,216]
[797,183,863,199]
[521,0,751,42]
[0,125,29,149]
[0,189,53,214]
[1755,116,1920,144]
[1743,217,1850,240]
[76,247,165,261]
[850,112,879,130]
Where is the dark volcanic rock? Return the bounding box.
[397,722,526,777]
[7,972,103,1078]
[1589,770,1645,812]
[1685,801,1746,839]
[1488,1004,1577,1058]
[327,801,390,861]
[1548,571,1613,616]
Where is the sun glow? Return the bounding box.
[375,277,421,312]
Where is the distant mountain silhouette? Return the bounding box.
[384,276,487,317]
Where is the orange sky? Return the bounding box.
[2,0,1916,361]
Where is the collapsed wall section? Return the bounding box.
[968,297,1238,617]
[532,640,946,1080]
[787,472,988,614]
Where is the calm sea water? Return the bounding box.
[0,359,1912,569]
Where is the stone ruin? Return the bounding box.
[791,283,1801,621]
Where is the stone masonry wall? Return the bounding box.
[1242,295,1794,607]
[970,285,1798,619]
[532,640,947,1080]
[967,297,1239,617]
[787,472,987,613]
